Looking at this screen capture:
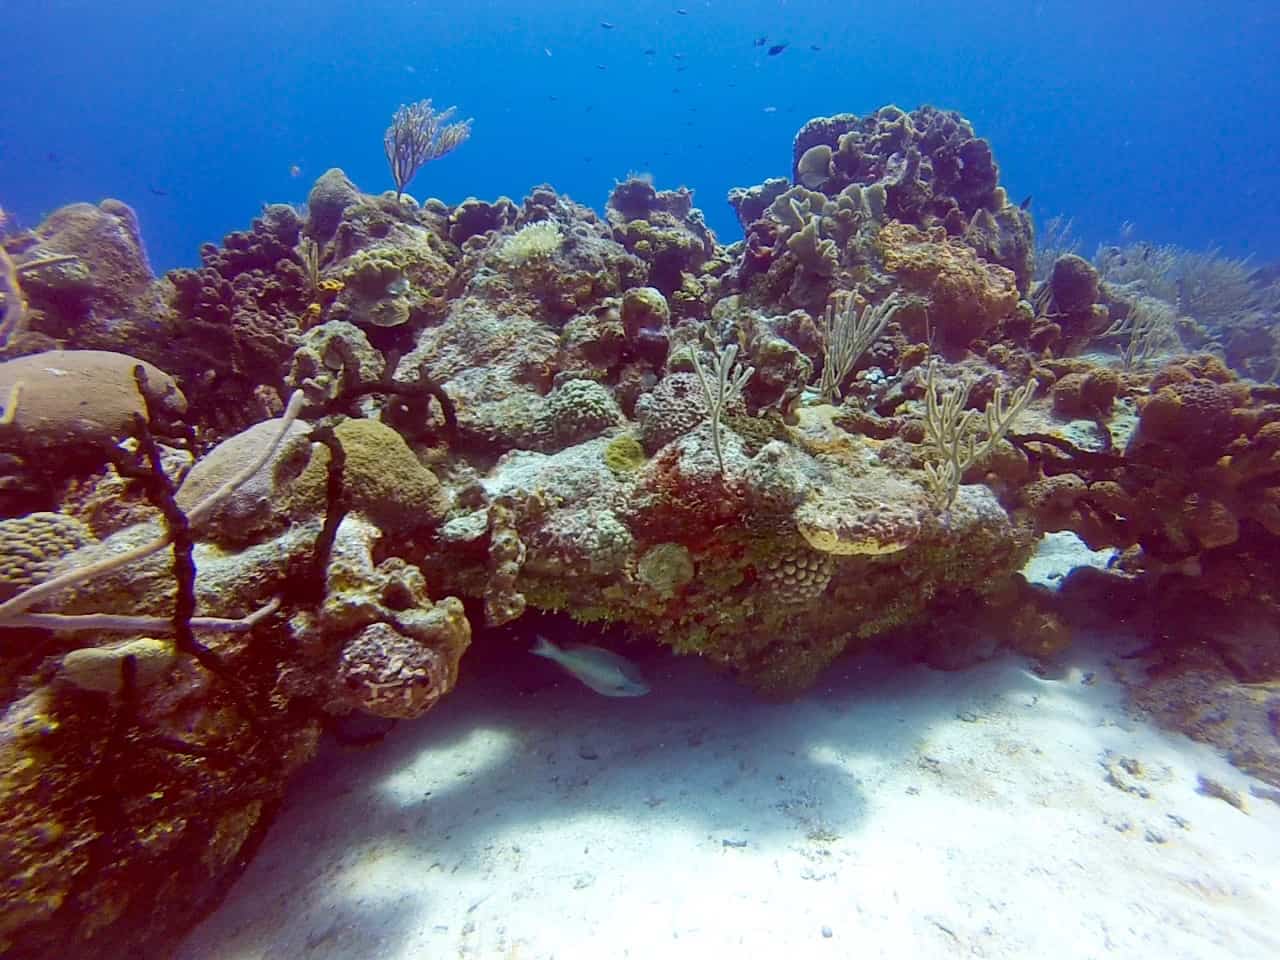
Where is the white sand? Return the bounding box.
[178,635,1280,960]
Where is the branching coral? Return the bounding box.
[687,344,755,475]
[384,99,472,200]
[922,362,1037,510]
[817,293,905,403]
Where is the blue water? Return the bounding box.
[4,0,1278,271]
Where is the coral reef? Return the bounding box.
[4,103,1280,959]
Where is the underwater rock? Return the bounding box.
[730,105,1034,303]
[743,333,812,412]
[286,319,385,406]
[803,105,1000,223]
[23,97,1280,959]
[620,285,670,340]
[636,542,695,599]
[964,196,1035,293]
[305,168,363,242]
[394,297,559,449]
[795,484,924,557]
[7,199,162,350]
[558,303,626,378]
[727,176,790,229]
[484,499,527,626]
[331,241,453,330]
[606,177,715,296]
[1129,650,1280,789]
[447,195,519,245]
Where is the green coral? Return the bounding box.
[602,434,646,473]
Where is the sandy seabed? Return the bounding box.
[177,633,1280,960]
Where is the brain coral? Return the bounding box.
[634,372,712,453]
[542,379,624,447]
[0,350,187,452]
[309,417,451,529]
[0,512,95,600]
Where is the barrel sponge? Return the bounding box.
[0,512,95,600]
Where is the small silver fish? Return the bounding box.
[531,635,650,697]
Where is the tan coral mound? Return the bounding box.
[878,221,1018,346]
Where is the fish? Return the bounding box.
[753,35,768,47]
[643,48,657,55]
[600,21,615,29]
[289,163,302,178]
[675,7,688,13]
[768,43,788,56]
[531,635,650,697]
[809,44,822,51]
[1019,194,1033,210]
